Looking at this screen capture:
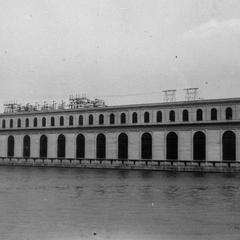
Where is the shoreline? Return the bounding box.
[0,158,240,173]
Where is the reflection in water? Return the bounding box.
[0,167,239,240]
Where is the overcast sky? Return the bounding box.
[0,0,240,109]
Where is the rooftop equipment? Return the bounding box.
[3,94,106,113]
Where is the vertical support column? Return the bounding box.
[236,129,240,162]
[66,133,75,158]
[207,130,221,161]
[106,132,117,159]
[179,131,192,161]
[47,134,57,158]
[153,131,165,160]
[0,135,8,157]
[85,133,95,159]
[128,131,140,160]
[236,105,240,120]
[15,135,23,157]
[31,134,40,158]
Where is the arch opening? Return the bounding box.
[89,115,93,125]
[23,135,31,157]
[76,134,85,158]
[34,118,37,127]
[96,134,106,159]
[42,117,46,127]
[110,114,115,124]
[132,112,138,123]
[17,119,21,128]
[57,134,66,158]
[211,108,217,120]
[144,112,150,123]
[69,116,74,126]
[79,115,83,125]
[10,119,13,128]
[60,116,64,126]
[141,133,152,159]
[51,117,55,126]
[226,107,233,120]
[183,110,189,122]
[166,132,178,160]
[193,131,206,160]
[99,114,104,125]
[25,118,29,127]
[40,135,48,158]
[169,111,175,122]
[8,136,14,157]
[118,133,128,159]
[196,109,203,121]
[157,111,162,123]
[222,131,236,161]
[121,113,126,124]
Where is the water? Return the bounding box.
[0,167,239,240]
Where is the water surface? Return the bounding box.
[0,167,239,240]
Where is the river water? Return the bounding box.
[0,167,239,240]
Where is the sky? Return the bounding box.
[0,0,240,109]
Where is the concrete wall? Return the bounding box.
[152,131,165,160]
[179,131,192,161]
[85,133,95,159]
[128,132,140,159]
[207,130,221,161]
[0,128,239,161]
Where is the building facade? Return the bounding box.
[0,97,239,162]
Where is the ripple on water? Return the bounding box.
[0,168,239,240]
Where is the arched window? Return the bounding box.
[60,116,64,126]
[51,117,55,126]
[96,134,106,159]
[110,114,115,124]
[211,108,217,120]
[132,112,138,123]
[79,115,83,125]
[166,132,178,160]
[25,118,29,128]
[196,109,203,121]
[40,135,48,158]
[99,114,104,125]
[57,134,65,158]
[121,113,126,124]
[169,110,175,122]
[118,133,128,159]
[144,112,150,123]
[182,109,189,122]
[17,119,21,128]
[34,117,37,127]
[222,131,236,161]
[141,133,152,159]
[2,119,5,128]
[89,115,93,125]
[23,135,30,157]
[157,111,162,123]
[42,117,46,127]
[10,119,13,128]
[69,116,74,126]
[193,131,206,160]
[76,134,85,158]
[8,136,14,157]
[226,107,233,120]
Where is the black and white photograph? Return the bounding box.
[0,1,240,239]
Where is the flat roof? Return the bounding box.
[1,97,240,117]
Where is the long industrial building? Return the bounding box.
[0,96,239,162]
